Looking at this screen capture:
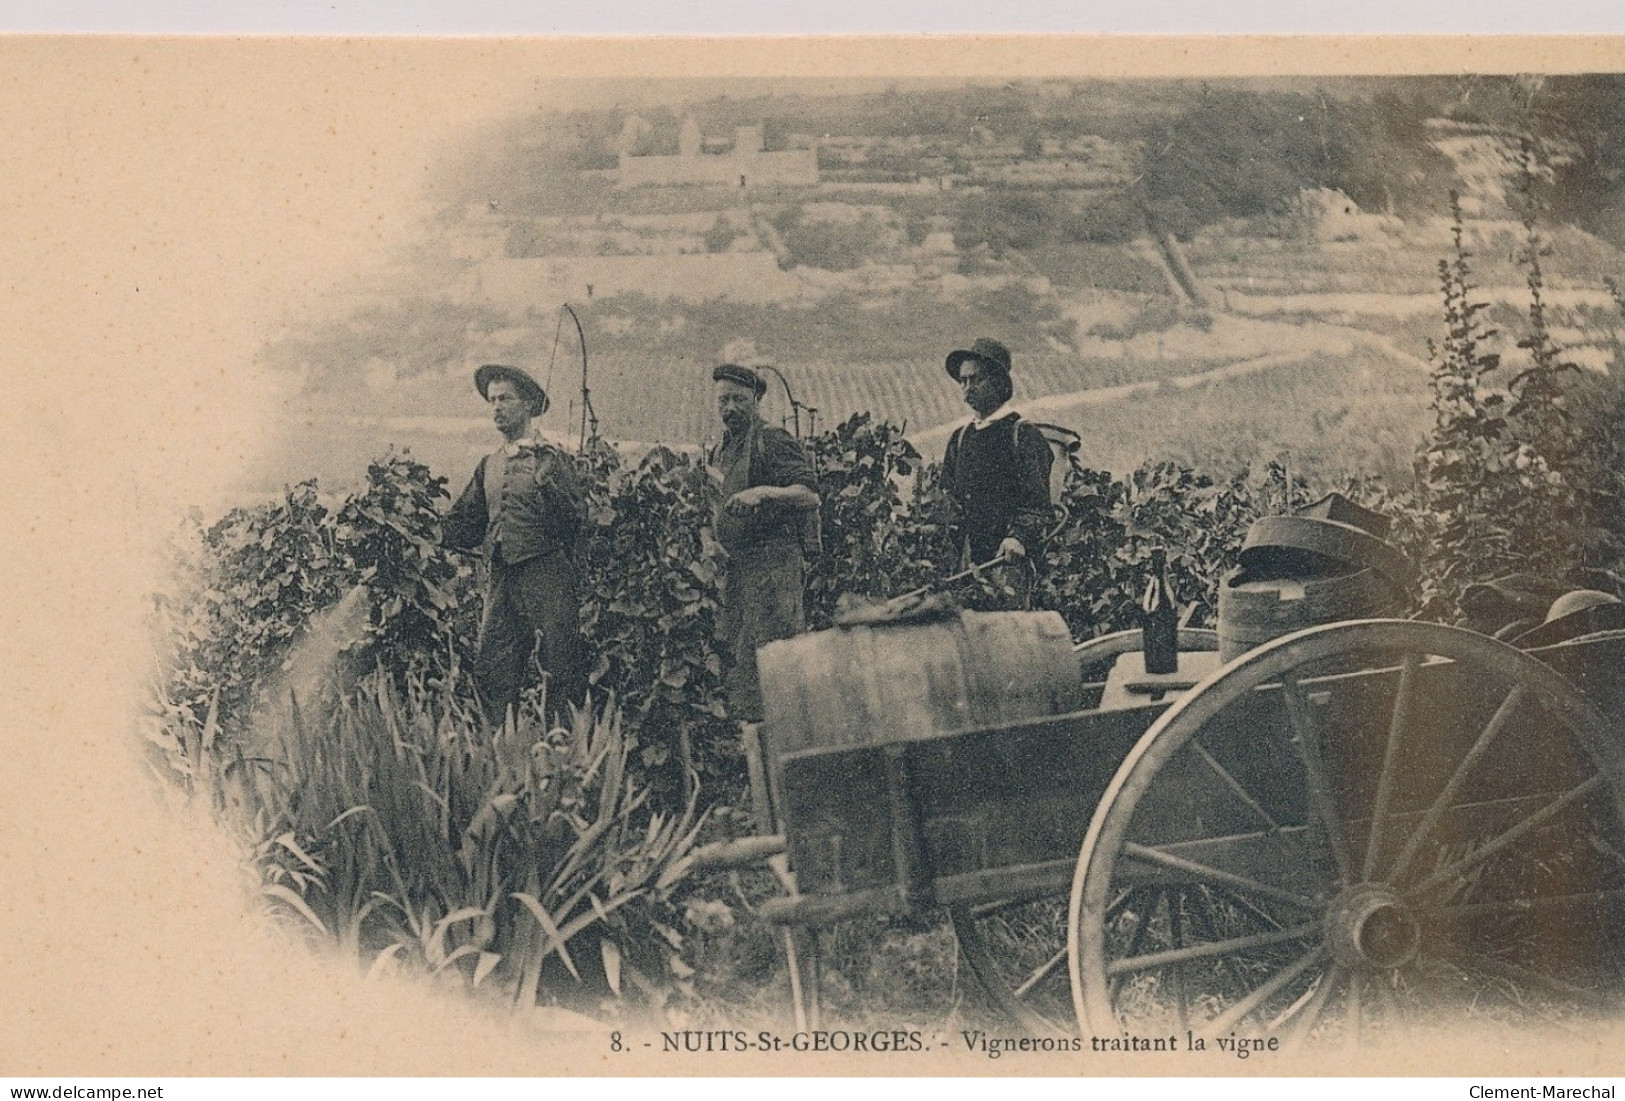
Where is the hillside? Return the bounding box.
[239,76,1625,497]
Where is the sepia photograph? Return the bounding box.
[7,35,1625,1080]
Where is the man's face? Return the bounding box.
[958,359,1002,418]
[487,379,532,438]
[715,379,759,434]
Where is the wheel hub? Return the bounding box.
[1324,885,1421,971]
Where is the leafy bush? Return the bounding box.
[157,418,1361,814]
[954,188,1067,256]
[1408,188,1625,618]
[153,454,471,736]
[1059,190,1146,245]
[1039,459,1321,641]
[803,414,938,628]
[1138,88,1454,237]
[1503,162,1619,582]
[1410,196,1525,613]
[576,444,738,803]
[702,215,741,254]
[771,207,883,271]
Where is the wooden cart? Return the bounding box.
[694,613,1625,1044]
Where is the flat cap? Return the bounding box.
[713,362,767,397]
[475,363,549,415]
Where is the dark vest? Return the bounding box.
[479,443,579,564]
[948,415,1034,564]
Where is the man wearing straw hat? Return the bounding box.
[709,362,821,723]
[941,337,1053,607]
[443,364,588,727]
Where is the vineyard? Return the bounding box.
[249,203,1625,498]
[145,191,1625,1033]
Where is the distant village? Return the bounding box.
[610,113,1135,192]
[441,113,1146,310]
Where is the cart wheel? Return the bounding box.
[953,628,1221,1032]
[1068,619,1625,1044]
[952,895,1074,1033]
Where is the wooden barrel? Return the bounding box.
[1217,567,1401,664]
[756,610,1083,762]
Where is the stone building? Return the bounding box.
[617,119,818,190]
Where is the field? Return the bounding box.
[247,156,1625,497]
[245,248,1550,496]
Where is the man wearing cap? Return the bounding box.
[443,364,589,727]
[941,338,1053,606]
[709,363,821,724]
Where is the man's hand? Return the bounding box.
[997,537,1027,561]
[723,485,774,515]
[724,483,820,516]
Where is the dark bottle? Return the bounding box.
[1141,547,1179,675]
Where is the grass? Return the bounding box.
[151,663,708,1020]
[148,642,1012,1031]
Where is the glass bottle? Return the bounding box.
[1141,547,1179,675]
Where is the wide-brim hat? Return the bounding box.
[1510,589,1625,649]
[475,363,548,415]
[946,337,1012,381]
[713,362,767,397]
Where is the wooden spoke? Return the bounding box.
[1444,888,1625,921]
[1275,964,1343,1047]
[965,895,1044,921]
[1107,889,1161,1004]
[1188,887,1253,995]
[954,893,1076,1033]
[969,885,1131,923]
[1123,841,1322,912]
[1205,945,1327,1035]
[1107,921,1319,977]
[1192,741,1281,831]
[1168,891,1189,1033]
[1364,652,1419,882]
[1013,948,1067,1000]
[1281,674,1353,886]
[1406,776,1603,900]
[1384,684,1528,888]
[1367,972,1402,1035]
[1215,885,1286,932]
[1122,888,1161,961]
[1344,971,1363,1050]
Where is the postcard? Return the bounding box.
[5,35,1625,1079]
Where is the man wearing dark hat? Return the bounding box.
[708,363,820,723]
[941,338,1053,605]
[443,364,588,726]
